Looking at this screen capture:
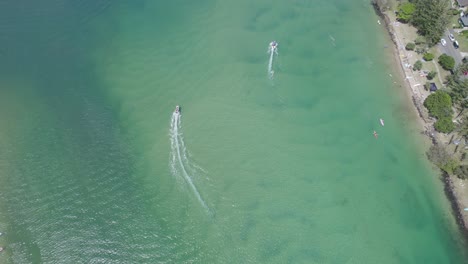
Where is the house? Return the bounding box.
[461,15,468,27]
[429,83,438,92]
[458,0,468,7]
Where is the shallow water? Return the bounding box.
[0,0,466,263]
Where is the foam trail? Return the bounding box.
[267,42,278,79]
[170,112,211,213]
[268,49,275,79]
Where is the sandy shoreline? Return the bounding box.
[372,2,468,239]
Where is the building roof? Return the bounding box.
[458,0,468,7]
[429,83,438,92]
[461,16,468,27]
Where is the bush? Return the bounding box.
[438,54,455,71]
[450,8,461,15]
[397,2,416,23]
[434,117,455,133]
[427,144,459,174]
[405,42,416,50]
[423,53,434,61]
[414,36,426,45]
[423,90,453,118]
[427,71,437,80]
[413,60,423,71]
[454,165,468,180]
[415,47,427,54]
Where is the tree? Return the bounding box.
[414,36,426,45]
[434,117,455,133]
[438,54,455,71]
[427,71,437,80]
[405,42,416,50]
[424,90,453,118]
[427,144,459,174]
[397,2,416,23]
[413,60,423,71]
[423,53,434,61]
[411,0,450,45]
[446,62,468,107]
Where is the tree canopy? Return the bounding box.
[397,2,416,23]
[424,90,453,119]
[446,62,468,107]
[411,0,449,46]
[438,54,455,71]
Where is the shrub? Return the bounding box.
[415,47,427,54]
[438,54,455,71]
[450,8,461,16]
[423,53,434,61]
[423,90,453,118]
[413,60,423,71]
[427,71,437,80]
[414,36,426,45]
[434,117,455,133]
[405,42,416,50]
[397,2,416,23]
[427,144,459,174]
[454,165,468,180]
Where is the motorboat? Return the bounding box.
[175,105,180,114]
[380,118,385,126]
[270,41,278,50]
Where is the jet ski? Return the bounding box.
[175,105,180,114]
[380,118,384,126]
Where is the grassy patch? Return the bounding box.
[456,30,468,53]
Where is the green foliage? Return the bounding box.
[411,0,450,45]
[423,90,453,118]
[454,165,468,180]
[415,47,427,54]
[397,2,416,23]
[414,36,426,45]
[434,117,455,133]
[461,30,468,38]
[423,53,434,61]
[450,8,460,16]
[427,144,459,174]
[438,54,455,71]
[405,42,416,50]
[413,60,423,71]
[446,62,468,107]
[427,71,437,80]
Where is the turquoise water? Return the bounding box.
[0,0,466,263]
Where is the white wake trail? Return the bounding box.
[267,44,278,79]
[169,112,210,213]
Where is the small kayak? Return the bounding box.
[380,118,384,126]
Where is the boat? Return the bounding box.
[270,41,278,50]
[380,118,385,126]
[175,105,180,114]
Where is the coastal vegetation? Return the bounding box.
[397,2,415,23]
[424,90,455,133]
[427,71,437,80]
[411,0,450,45]
[423,53,434,61]
[427,144,459,174]
[405,42,416,50]
[413,60,423,71]
[438,54,455,71]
